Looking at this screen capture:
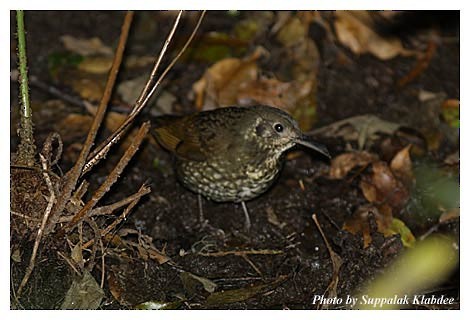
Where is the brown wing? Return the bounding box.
[153,107,252,162]
[152,115,207,162]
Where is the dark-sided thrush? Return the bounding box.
[152,105,330,230]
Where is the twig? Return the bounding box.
[62,122,150,234]
[198,249,283,257]
[15,154,56,298]
[47,12,134,235]
[58,187,150,223]
[82,11,184,175]
[312,214,343,310]
[57,251,81,276]
[41,132,63,168]
[83,217,101,272]
[240,254,263,277]
[82,183,150,250]
[83,10,206,175]
[397,39,437,87]
[15,10,36,167]
[99,237,106,289]
[133,10,183,109]
[142,11,206,111]
[10,211,42,222]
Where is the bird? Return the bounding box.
[152,105,330,230]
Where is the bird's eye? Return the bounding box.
[274,123,284,133]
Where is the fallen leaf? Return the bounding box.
[61,270,104,309]
[54,114,93,143]
[390,145,414,186]
[69,76,106,101]
[146,247,171,265]
[77,56,113,74]
[276,16,306,47]
[205,276,287,307]
[388,218,416,248]
[233,13,273,41]
[60,35,113,56]
[180,272,217,294]
[192,48,266,110]
[237,77,290,108]
[334,11,414,60]
[343,204,392,247]
[444,151,459,167]
[439,208,459,224]
[360,161,409,209]
[310,114,401,150]
[329,151,378,179]
[441,99,460,128]
[11,248,21,263]
[108,271,125,305]
[117,74,150,105]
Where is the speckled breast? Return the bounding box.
[176,155,283,203]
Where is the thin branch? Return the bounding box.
[82,10,206,175]
[15,154,56,298]
[11,211,42,222]
[47,12,134,234]
[143,11,206,108]
[312,213,343,310]
[61,122,150,234]
[58,186,150,223]
[82,183,150,250]
[198,249,283,257]
[57,251,81,276]
[133,10,183,110]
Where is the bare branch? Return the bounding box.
[16,154,56,298]
[47,12,134,234]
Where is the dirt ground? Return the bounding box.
[10,11,459,310]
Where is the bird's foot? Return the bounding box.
[241,201,251,232]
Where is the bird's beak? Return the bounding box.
[294,135,331,159]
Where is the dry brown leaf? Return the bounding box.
[276,16,306,47]
[343,204,392,247]
[54,114,93,142]
[60,35,113,56]
[192,48,266,110]
[237,77,290,107]
[344,203,415,248]
[69,77,106,101]
[334,11,414,60]
[390,145,414,185]
[361,161,409,209]
[147,247,171,264]
[107,271,125,305]
[329,151,378,179]
[360,178,378,203]
[439,208,460,224]
[237,76,317,131]
[77,56,113,74]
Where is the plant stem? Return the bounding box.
[15,10,36,166]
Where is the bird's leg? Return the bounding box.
[198,193,207,227]
[197,194,226,238]
[241,201,251,231]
